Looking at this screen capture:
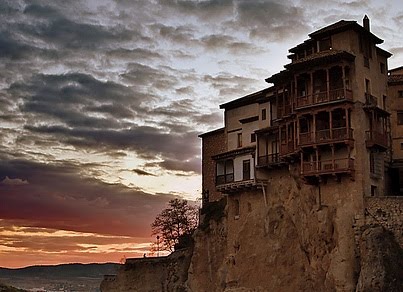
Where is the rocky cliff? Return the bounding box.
[101,175,403,292]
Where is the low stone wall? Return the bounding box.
[100,248,192,292]
[354,196,403,247]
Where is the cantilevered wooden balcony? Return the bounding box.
[365,130,388,150]
[277,104,292,119]
[216,178,258,193]
[295,88,352,109]
[299,127,354,147]
[257,153,285,168]
[280,140,296,156]
[301,157,354,177]
[216,173,234,186]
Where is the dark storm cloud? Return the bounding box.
[203,73,259,99]
[158,0,234,20]
[106,48,162,61]
[200,34,262,54]
[132,169,156,176]
[234,0,310,40]
[24,125,200,162]
[121,62,179,90]
[145,157,201,174]
[0,157,174,237]
[20,3,136,49]
[150,23,197,45]
[10,73,141,126]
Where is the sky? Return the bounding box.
[1,0,403,268]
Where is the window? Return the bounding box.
[243,159,251,180]
[262,108,267,120]
[216,159,234,185]
[380,62,385,74]
[365,79,370,93]
[318,37,331,51]
[371,185,377,197]
[398,112,403,125]
[383,95,387,110]
[400,142,403,150]
[237,133,242,147]
[369,152,375,174]
[251,133,256,143]
[398,90,403,98]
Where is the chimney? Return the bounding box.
[363,15,370,31]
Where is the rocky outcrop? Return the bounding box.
[101,182,403,292]
[356,226,403,292]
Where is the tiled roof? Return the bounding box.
[309,20,356,37]
[388,74,403,84]
[284,50,356,69]
[309,19,383,44]
[219,87,274,109]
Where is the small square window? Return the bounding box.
[398,112,403,125]
[251,133,256,143]
[400,143,403,150]
[398,91,403,98]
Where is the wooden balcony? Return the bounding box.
[301,157,354,177]
[280,140,296,156]
[366,130,388,150]
[364,93,377,107]
[277,104,292,118]
[257,153,284,168]
[216,179,258,193]
[299,127,353,147]
[295,88,352,109]
[216,174,234,186]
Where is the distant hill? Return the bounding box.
[0,263,121,292]
[0,263,120,279]
[0,282,27,292]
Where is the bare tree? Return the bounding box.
[151,198,198,252]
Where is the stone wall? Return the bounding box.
[200,128,226,203]
[354,196,403,247]
[100,248,192,292]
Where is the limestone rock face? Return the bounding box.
[356,226,403,292]
[187,171,344,292]
[100,177,403,292]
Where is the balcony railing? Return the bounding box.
[257,153,281,167]
[364,93,377,107]
[366,130,388,149]
[295,88,352,109]
[299,132,312,145]
[216,173,234,185]
[301,157,354,176]
[280,140,295,156]
[299,127,353,146]
[277,104,292,118]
